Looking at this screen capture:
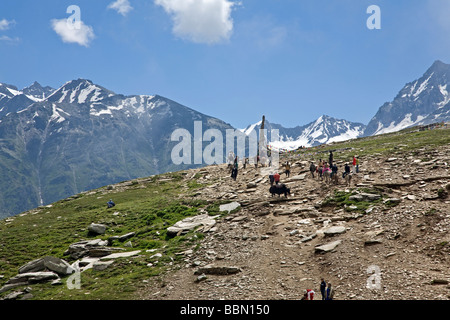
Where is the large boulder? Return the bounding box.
[18,256,75,276]
[88,223,107,235]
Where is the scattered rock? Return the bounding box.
[431,279,449,285]
[1,272,59,293]
[219,202,241,213]
[88,223,108,235]
[114,232,136,242]
[167,214,219,236]
[64,239,122,259]
[194,264,242,275]
[364,239,383,246]
[323,226,346,237]
[383,198,401,205]
[315,240,342,253]
[18,256,75,276]
[100,250,142,260]
[247,182,257,189]
[195,274,208,283]
[92,261,114,271]
[286,174,307,182]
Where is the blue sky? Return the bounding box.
[1,0,450,128]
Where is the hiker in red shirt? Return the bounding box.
[301,289,315,300]
[273,173,280,184]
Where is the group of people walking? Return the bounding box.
[302,278,335,300]
[309,152,360,182]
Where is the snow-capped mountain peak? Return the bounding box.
[22,81,56,100]
[47,79,115,104]
[364,60,450,136]
[241,115,366,150]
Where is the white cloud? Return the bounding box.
[108,0,133,16]
[51,18,95,47]
[154,0,236,44]
[0,19,15,31]
[0,35,20,43]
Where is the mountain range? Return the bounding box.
[0,79,235,218]
[0,60,449,218]
[240,115,366,150]
[242,60,450,149]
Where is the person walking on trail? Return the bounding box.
[331,162,338,181]
[231,166,238,181]
[326,283,334,300]
[231,161,238,181]
[352,156,357,173]
[320,278,327,300]
[318,159,324,179]
[269,174,275,186]
[310,162,316,179]
[329,151,334,166]
[285,162,291,178]
[356,157,360,173]
[343,162,351,178]
[254,155,259,168]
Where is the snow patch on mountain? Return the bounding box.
[373,114,426,136]
[50,104,67,123]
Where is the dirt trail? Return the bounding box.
[139,145,450,300]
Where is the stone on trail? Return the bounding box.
[194,264,242,275]
[315,240,342,253]
[364,239,383,246]
[219,202,241,213]
[246,182,257,189]
[167,214,219,236]
[286,174,306,182]
[323,226,346,237]
[383,198,402,205]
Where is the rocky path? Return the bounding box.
[139,144,450,300]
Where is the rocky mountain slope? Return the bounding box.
[0,125,448,301]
